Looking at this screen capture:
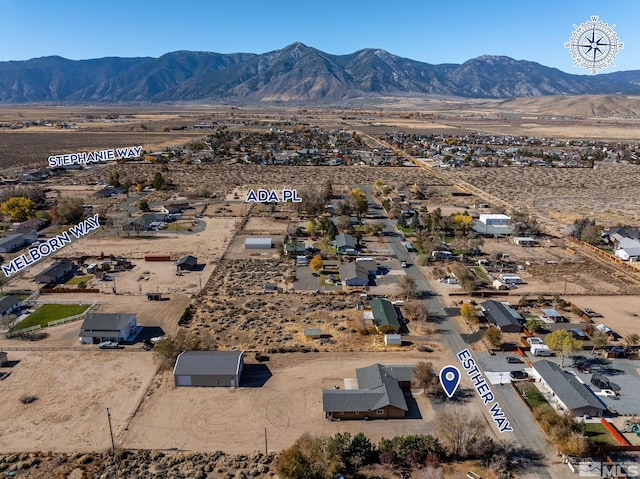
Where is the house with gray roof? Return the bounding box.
[122,213,168,232]
[614,237,640,262]
[0,296,21,318]
[173,351,244,387]
[336,233,357,254]
[531,360,606,417]
[35,258,75,285]
[176,255,198,271]
[370,298,401,332]
[322,363,414,420]
[480,300,523,333]
[339,260,375,287]
[78,313,137,344]
[0,232,37,253]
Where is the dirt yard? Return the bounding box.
[0,350,158,453]
[120,351,478,454]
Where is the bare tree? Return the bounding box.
[412,361,439,395]
[404,301,428,322]
[399,275,418,299]
[436,409,486,458]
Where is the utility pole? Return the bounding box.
[264,428,268,454]
[106,408,115,450]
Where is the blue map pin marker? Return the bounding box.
[439,365,461,398]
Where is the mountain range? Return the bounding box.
[1,42,639,104]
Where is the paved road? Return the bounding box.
[360,185,565,479]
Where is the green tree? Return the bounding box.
[0,196,35,221]
[326,221,337,241]
[410,213,421,230]
[152,172,166,190]
[107,170,121,188]
[545,329,582,366]
[485,328,503,349]
[329,432,376,473]
[139,198,151,212]
[525,318,546,333]
[397,214,408,229]
[589,329,609,354]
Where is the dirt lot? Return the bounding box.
[120,351,477,454]
[0,350,158,453]
[475,237,640,296]
[568,295,640,338]
[445,164,640,232]
[5,216,236,297]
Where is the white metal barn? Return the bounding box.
[244,237,273,249]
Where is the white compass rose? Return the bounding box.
[564,16,623,75]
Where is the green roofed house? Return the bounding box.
[370,298,400,333]
[322,363,415,420]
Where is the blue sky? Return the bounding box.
[1,0,637,73]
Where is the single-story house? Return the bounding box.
[322,363,414,420]
[285,241,306,257]
[480,300,523,333]
[173,351,244,387]
[514,237,536,247]
[0,296,21,317]
[13,218,47,234]
[35,258,75,285]
[93,186,125,198]
[338,261,378,286]
[79,313,137,344]
[244,237,273,249]
[0,232,37,253]
[479,214,511,226]
[21,168,51,182]
[531,360,606,417]
[122,213,168,232]
[370,298,401,333]
[473,214,514,236]
[614,238,640,262]
[336,233,357,254]
[161,202,190,215]
[540,308,564,323]
[176,255,198,271]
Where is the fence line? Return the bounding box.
[0,346,148,352]
[25,299,99,306]
[5,302,98,339]
[5,324,41,338]
[46,303,97,327]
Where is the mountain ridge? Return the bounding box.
[1,42,639,104]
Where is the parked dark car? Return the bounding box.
[506,356,522,364]
[510,371,529,380]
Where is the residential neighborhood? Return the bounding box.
[0,109,639,479]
